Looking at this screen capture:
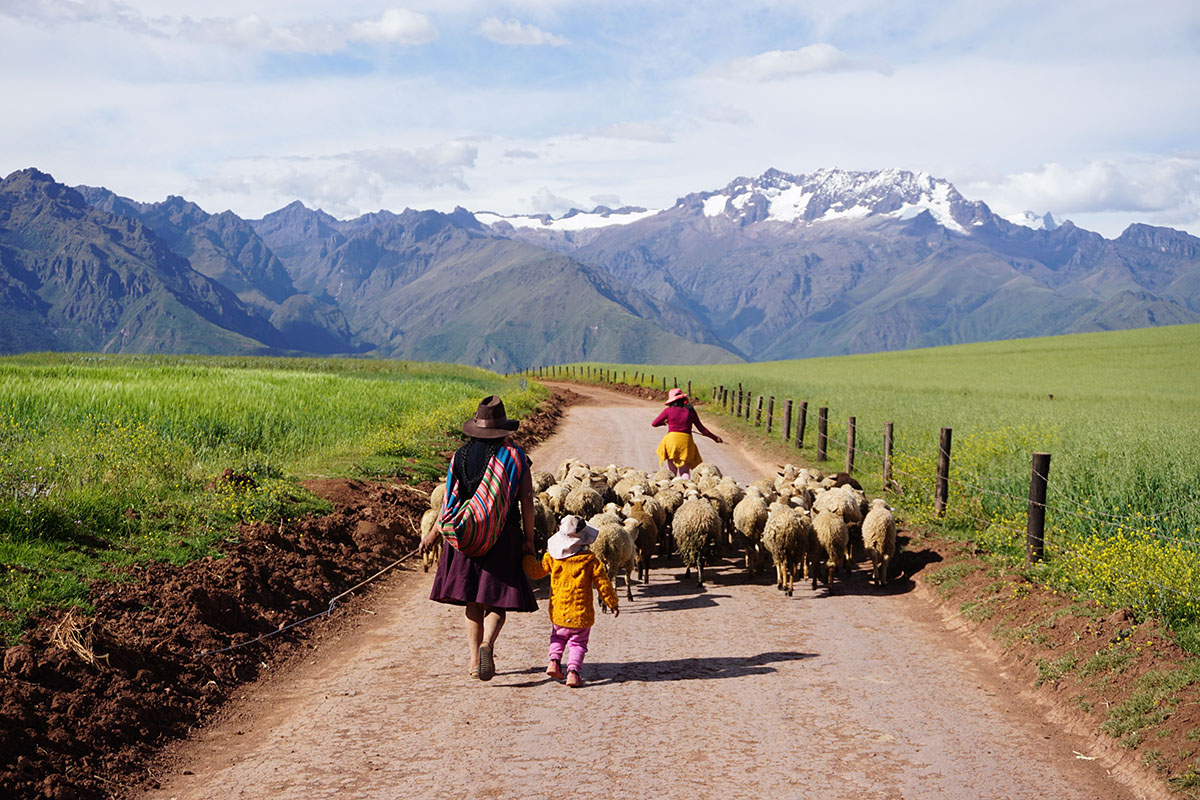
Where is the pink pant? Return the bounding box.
[548,624,591,672]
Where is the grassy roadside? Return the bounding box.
[0,353,545,644]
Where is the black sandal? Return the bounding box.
[478,644,495,681]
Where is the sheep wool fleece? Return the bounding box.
[523,552,619,628]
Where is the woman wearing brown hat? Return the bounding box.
[420,396,538,681]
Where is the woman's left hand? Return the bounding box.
[419,529,442,554]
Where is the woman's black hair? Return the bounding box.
[668,398,688,407]
[453,437,504,497]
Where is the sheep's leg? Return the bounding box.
[626,569,634,600]
[696,558,705,588]
[881,554,890,586]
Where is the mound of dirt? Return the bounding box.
[0,391,573,800]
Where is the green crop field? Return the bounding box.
[0,353,544,643]
[563,323,1200,649]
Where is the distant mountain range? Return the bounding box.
[1,166,1198,368]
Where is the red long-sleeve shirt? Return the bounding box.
[651,404,716,439]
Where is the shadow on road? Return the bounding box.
[506,651,818,686]
[586,650,818,684]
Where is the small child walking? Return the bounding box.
[523,515,619,688]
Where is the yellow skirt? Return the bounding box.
[657,432,703,470]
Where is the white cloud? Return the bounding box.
[527,187,581,216]
[696,104,753,126]
[1,1,436,51]
[723,43,892,82]
[592,122,673,143]
[970,159,1200,222]
[590,193,622,207]
[503,148,539,159]
[348,8,437,45]
[196,140,478,217]
[478,17,566,46]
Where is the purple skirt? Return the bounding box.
[429,503,538,612]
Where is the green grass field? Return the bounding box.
[0,353,544,643]
[563,324,1200,648]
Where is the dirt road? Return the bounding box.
[141,385,1139,800]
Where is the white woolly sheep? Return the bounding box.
[545,484,569,516]
[419,507,440,572]
[671,495,722,587]
[810,509,849,594]
[591,519,636,603]
[625,497,658,584]
[763,502,812,596]
[732,489,769,574]
[861,499,896,586]
[565,482,604,519]
[694,463,723,480]
[429,482,446,512]
[556,458,588,482]
[813,486,864,567]
[531,470,556,494]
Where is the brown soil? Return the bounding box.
[0,390,574,800]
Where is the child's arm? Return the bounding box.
[592,557,620,616]
[522,552,550,580]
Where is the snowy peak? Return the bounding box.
[684,167,991,233]
[1006,210,1062,231]
[474,205,657,232]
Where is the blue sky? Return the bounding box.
[2,0,1198,236]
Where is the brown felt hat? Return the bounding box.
[462,395,519,439]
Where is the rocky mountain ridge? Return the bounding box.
[2,165,1198,366]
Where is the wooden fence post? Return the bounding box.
[662,377,667,391]
[783,399,792,443]
[816,407,828,460]
[796,402,808,448]
[674,376,678,388]
[883,422,894,490]
[737,385,744,417]
[845,416,856,474]
[746,394,753,421]
[687,380,691,398]
[755,396,764,426]
[934,427,953,517]
[1027,452,1051,564]
[766,396,775,433]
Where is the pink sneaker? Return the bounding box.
[546,659,564,680]
[565,669,583,688]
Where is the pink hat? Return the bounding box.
[547,515,598,559]
[665,387,688,404]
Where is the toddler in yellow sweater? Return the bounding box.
[523,515,619,688]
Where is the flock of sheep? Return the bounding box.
[421,459,898,600]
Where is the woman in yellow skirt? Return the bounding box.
[651,388,722,480]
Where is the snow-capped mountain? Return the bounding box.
[1005,210,1062,231]
[475,205,658,232]
[676,167,993,233]
[477,167,1011,235]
